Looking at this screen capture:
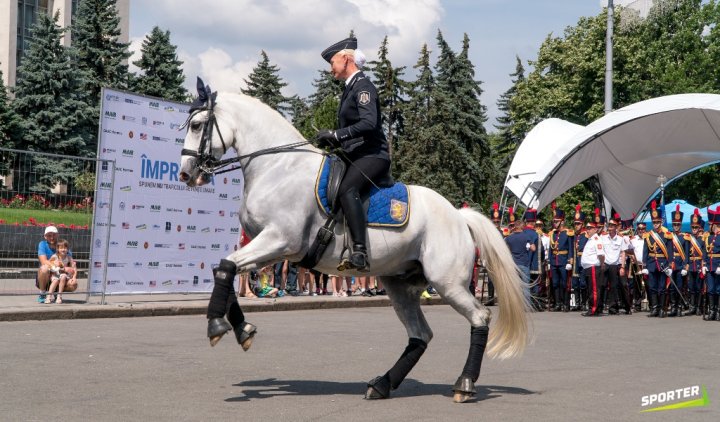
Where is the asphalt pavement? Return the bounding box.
[1,306,718,421]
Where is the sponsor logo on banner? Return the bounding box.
[164,106,175,112]
[102,147,116,154]
[93,279,102,284]
[152,120,164,127]
[211,244,221,251]
[165,263,182,268]
[175,138,184,145]
[162,280,173,286]
[231,178,242,185]
[149,101,160,110]
[108,280,120,285]
[142,116,148,125]
[230,211,240,218]
[143,242,149,249]
[152,224,162,230]
[104,111,117,119]
[126,281,143,286]
[139,133,148,140]
[94,262,103,268]
[230,228,239,234]
[219,210,225,217]
[152,136,169,142]
[141,154,179,181]
[99,182,112,190]
[176,225,182,232]
[133,262,143,268]
[169,122,181,130]
[219,193,228,200]
[122,222,130,229]
[125,98,142,105]
[126,241,139,248]
[155,243,172,249]
[110,241,119,247]
[225,244,230,252]
[186,225,196,233]
[103,129,122,136]
[119,202,125,211]
[165,222,172,232]
[201,227,210,233]
[178,279,190,285]
[166,207,182,213]
[215,228,225,233]
[193,276,199,285]
[105,93,120,102]
[128,131,134,139]
[233,195,242,201]
[187,208,193,215]
[203,278,213,284]
[147,262,159,269]
[118,167,134,173]
[120,185,131,192]
[122,115,136,122]
[198,210,213,215]
[136,224,147,230]
[108,262,126,268]
[98,202,109,208]
[191,244,206,250]
[122,149,134,157]
[96,222,109,227]
[132,204,145,210]
[150,205,161,212]
[149,280,157,287]
[178,243,185,250]
[94,239,102,248]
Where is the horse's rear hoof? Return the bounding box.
[207,318,232,347]
[365,375,390,400]
[453,392,475,403]
[452,376,476,403]
[235,321,257,352]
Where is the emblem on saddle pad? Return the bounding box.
[390,199,408,222]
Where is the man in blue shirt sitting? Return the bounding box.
[37,226,74,303]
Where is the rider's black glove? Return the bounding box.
[314,130,339,149]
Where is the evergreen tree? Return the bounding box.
[494,55,526,167]
[13,12,94,191]
[72,0,131,105]
[0,68,22,150]
[367,36,408,160]
[132,26,187,101]
[241,50,290,113]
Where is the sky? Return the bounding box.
[129,0,604,131]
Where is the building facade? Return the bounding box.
[0,0,129,89]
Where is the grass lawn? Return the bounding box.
[0,208,92,227]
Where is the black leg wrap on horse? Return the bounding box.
[461,326,489,383]
[207,259,237,320]
[387,338,428,389]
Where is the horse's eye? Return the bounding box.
[190,121,202,132]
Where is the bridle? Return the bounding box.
[180,87,313,176]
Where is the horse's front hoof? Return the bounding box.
[207,318,232,347]
[365,375,390,400]
[452,376,476,403]
[235,321,257,351]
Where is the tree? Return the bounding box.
[494,55,525,167]
[367,36,408,160]
[0,67,22,150]
[12,12,94,190]
[241,50,290,114]
[72,0,131,105]
[131,26,187,101]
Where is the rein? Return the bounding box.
[180,101,316,176]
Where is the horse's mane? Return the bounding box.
[214,92,306,140]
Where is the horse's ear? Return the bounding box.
[197,77,208,103]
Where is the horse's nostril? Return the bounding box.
[179,172,189,182]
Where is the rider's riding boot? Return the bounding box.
[340,188,369,272]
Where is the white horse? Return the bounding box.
[179,84,530,403]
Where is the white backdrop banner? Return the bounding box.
[90,88,243,294]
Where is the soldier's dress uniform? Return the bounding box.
[704,206,720,321]
[642,201,674,318]
[548,206,575,312]
[629,222,647,311]
[668,205,690,317]
[685,209,706,316]
[570,205,588,311]
[619,217,638,312]
[581,214,605,316]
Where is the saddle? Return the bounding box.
[297,155,410,269]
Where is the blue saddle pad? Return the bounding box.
[315,156,410,227]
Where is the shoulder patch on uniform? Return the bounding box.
[358,91,370,105]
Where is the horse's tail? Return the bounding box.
[459,208,531,360]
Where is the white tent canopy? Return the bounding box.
[506,94,720,218]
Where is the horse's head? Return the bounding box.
[179,78,234,186]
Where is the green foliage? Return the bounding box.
[74,171,96,194]
[132,26,187,101]
[241,50,291,114]
[0,68,23,152]
[12,12,93,190]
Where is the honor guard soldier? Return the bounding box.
[703,206,720,321]
[668,205,690,317]
[548,203,575,312]
[685,209,706,316]
[505,207,535,284]
[641,201,674,318]
[581,211,605,316]
[570,204,588,311]
[604,213,632,315]
[523,208,544,310]
[619,217,639,312]
[629,221,647,311]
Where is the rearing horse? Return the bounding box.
[179,82,530,403]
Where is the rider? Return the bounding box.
[314,36,391,271]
